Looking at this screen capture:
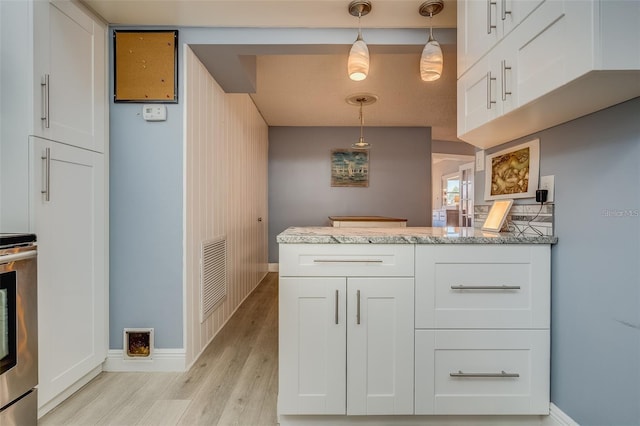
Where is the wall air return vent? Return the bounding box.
[200,236,227,323]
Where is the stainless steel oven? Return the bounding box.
[0,234,37,426]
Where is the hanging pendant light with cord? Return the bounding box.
[419,0,444,82]
[348,1,372,81]
[346,94,377,150]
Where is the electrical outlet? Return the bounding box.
[539,175,555,202]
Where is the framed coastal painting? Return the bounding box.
[484,139,539,200]
[331,149,369,187]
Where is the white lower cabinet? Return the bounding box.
[279,276,414,415]
[278,244,415,416]
[30,136,106,409]
[414,244,550,416]
[278,242,551,420]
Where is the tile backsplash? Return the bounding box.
[474,203,554,236]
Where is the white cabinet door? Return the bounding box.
[347,277,414,415]
[457,0,543,78]
[508,0,568,108]
[457,0,501,77]
[30,136,106,408]
[34,0,106,152]
[278,277,347,415]
[457,54,501,135]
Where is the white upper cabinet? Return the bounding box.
[33,0,106,152]
[458,0,544,78]
[457,0,640,148]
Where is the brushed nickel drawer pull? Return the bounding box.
[451,370,520,378]
[41,147,51,202]
[313,259,384,263]
[486,72,497,109]
[501,60,512,101]
[501,0,511,21]
[451,285,521,290]
[487,0,497,33]
[41,74,50,128]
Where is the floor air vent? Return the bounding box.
[201,236,227,322]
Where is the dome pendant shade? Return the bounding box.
[352,136,369,149]
[348,38,370,81]
[420,37,443,81]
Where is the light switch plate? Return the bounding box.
[142,104,167,121]
[539,175,555,202]
[475,150,485,171]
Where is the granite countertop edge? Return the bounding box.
[276,227,558,245]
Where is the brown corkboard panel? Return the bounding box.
[114,30,178,102]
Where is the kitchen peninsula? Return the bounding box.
[277,226,556,425]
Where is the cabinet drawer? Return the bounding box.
[280,244,414,277]
[415,330,549,415]
[415,245,550,328]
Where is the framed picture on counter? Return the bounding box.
[485,139,539,200]
[331,149,369,187]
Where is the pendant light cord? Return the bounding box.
[428,12,434,42]
[357,12,363,41]
[359,101,364,140]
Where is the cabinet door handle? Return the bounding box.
[451,285,521,290]
[41,147,51,202]
[356,290,361,325]
[335,289,339,324]
[501,60,512,101]
[451,370,520,378]
[486,72,496,109]
[313,259,383,264]
[41,74,50,129]
[501,0,511,20]
[487,0,497,34]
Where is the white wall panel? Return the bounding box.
[184,47,269,366]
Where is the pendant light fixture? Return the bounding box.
[419,0,444,82]
[348,1,372,81]
[346,94,378,149]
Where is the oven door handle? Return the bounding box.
[0,250,37,264]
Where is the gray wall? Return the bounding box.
[109,26,440,350]
[475,97,640,425]
[269,126,431,262]
[109,28,185,349]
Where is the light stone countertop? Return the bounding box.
[276,226,558,244]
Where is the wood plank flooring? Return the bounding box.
[39,272,279,426]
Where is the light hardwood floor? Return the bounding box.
[39,272,279,426]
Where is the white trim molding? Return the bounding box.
[278,404,579,426]
[268,262,279,272]
[103,348,186,372]
[544,403,580,426]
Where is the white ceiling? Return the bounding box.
[82,0,463,142]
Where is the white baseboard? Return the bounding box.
[279,404,579,426]
[38,365,102,418]
[103,348,186,372]
[268,262,279,272]
[544,403,580,426]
